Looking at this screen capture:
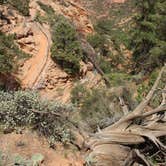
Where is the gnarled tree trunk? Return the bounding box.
[86,65,166,166]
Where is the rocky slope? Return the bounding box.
[0,0,128,103]
[0,0,103,103]
[0,130,84,166]
[1,1,138,166]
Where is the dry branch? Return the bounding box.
[81,39,111,87]
[119,96,129,115]
[87,65,166,166]
[104,65,166,131]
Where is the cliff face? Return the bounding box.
[31,0,94,35]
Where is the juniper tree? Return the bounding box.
[51,17,82,75]
[131,0,166,73]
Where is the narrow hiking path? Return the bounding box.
[18,0,57,90]
[20,22,51,89]
[31,23,52,90]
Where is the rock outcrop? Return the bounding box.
[0,0,103,103]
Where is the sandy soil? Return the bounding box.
[19,22,50,89]
[0,131,84,166]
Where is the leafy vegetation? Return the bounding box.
[71,84,136,131]
[0,0,30,16]
[37,2,83,75]
[0,32,28,74]
[131,0,166,73]
[0,90,74,144]
[0,151,44,166]
[86,1,134,79]
[37,1,54,14]
[136,68,166,107]
[87,33,109,56]
[36,1,55,24]
[106,72,132,86]
[51,18,82,75]
[94,19,130,48]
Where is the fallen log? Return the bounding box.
[86,65,166,166]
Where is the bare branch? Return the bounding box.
[124,149,153,166]
[32,109,62,117]
[134,149,152,166]
[104,65,166,131]
[142,106,166,118]
[119,97,129,115]
[161,85,166,106]
[123,150,135,166]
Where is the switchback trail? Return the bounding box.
[21,22,51,89]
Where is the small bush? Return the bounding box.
[0,151,45,166]
[37,1,54,15]
[36,2,56,27]
[71,85,135,131]
[106,72,132,86]
[0,90,74,144]
[6,0,30,16]
[136,69,165,106]
[87,33,109,56]
[34,11,47,24]
[51,18,82,75]
[0,32,28,74]
[71,84,89,106]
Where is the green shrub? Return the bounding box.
[36,1,56,26]
[130,0,166,73]
[0,32,28,74]
[71,85,135,131]
[94,19,114,35]
[87,33,109,56]
[36,2,82,75]
[95,55,112,74]
[95,19,130,48]
[106,72,132,86]
[0,90,74,144]
[0,151,44,166]
[37,1,54,15]
[136,69,165,106]
[71,84,89,106]
[51,18,82,75]
[6,0,30,16]
[34,11,47,24]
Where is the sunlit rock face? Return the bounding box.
[112,0,125,3]
[103,0,126,6]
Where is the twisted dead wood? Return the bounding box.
[87,65,166,166]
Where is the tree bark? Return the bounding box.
[86,65,166,166]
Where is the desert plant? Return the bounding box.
[0,151,44,166]
[0,32,28,74]
[130,0,166,73]
[87,33,109,56]
[71,85,135,131]
[106,72,132,86]
[37,1,54,15]
[0,90,74,144]
[36,1,58,27]
[1,0,30,16]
